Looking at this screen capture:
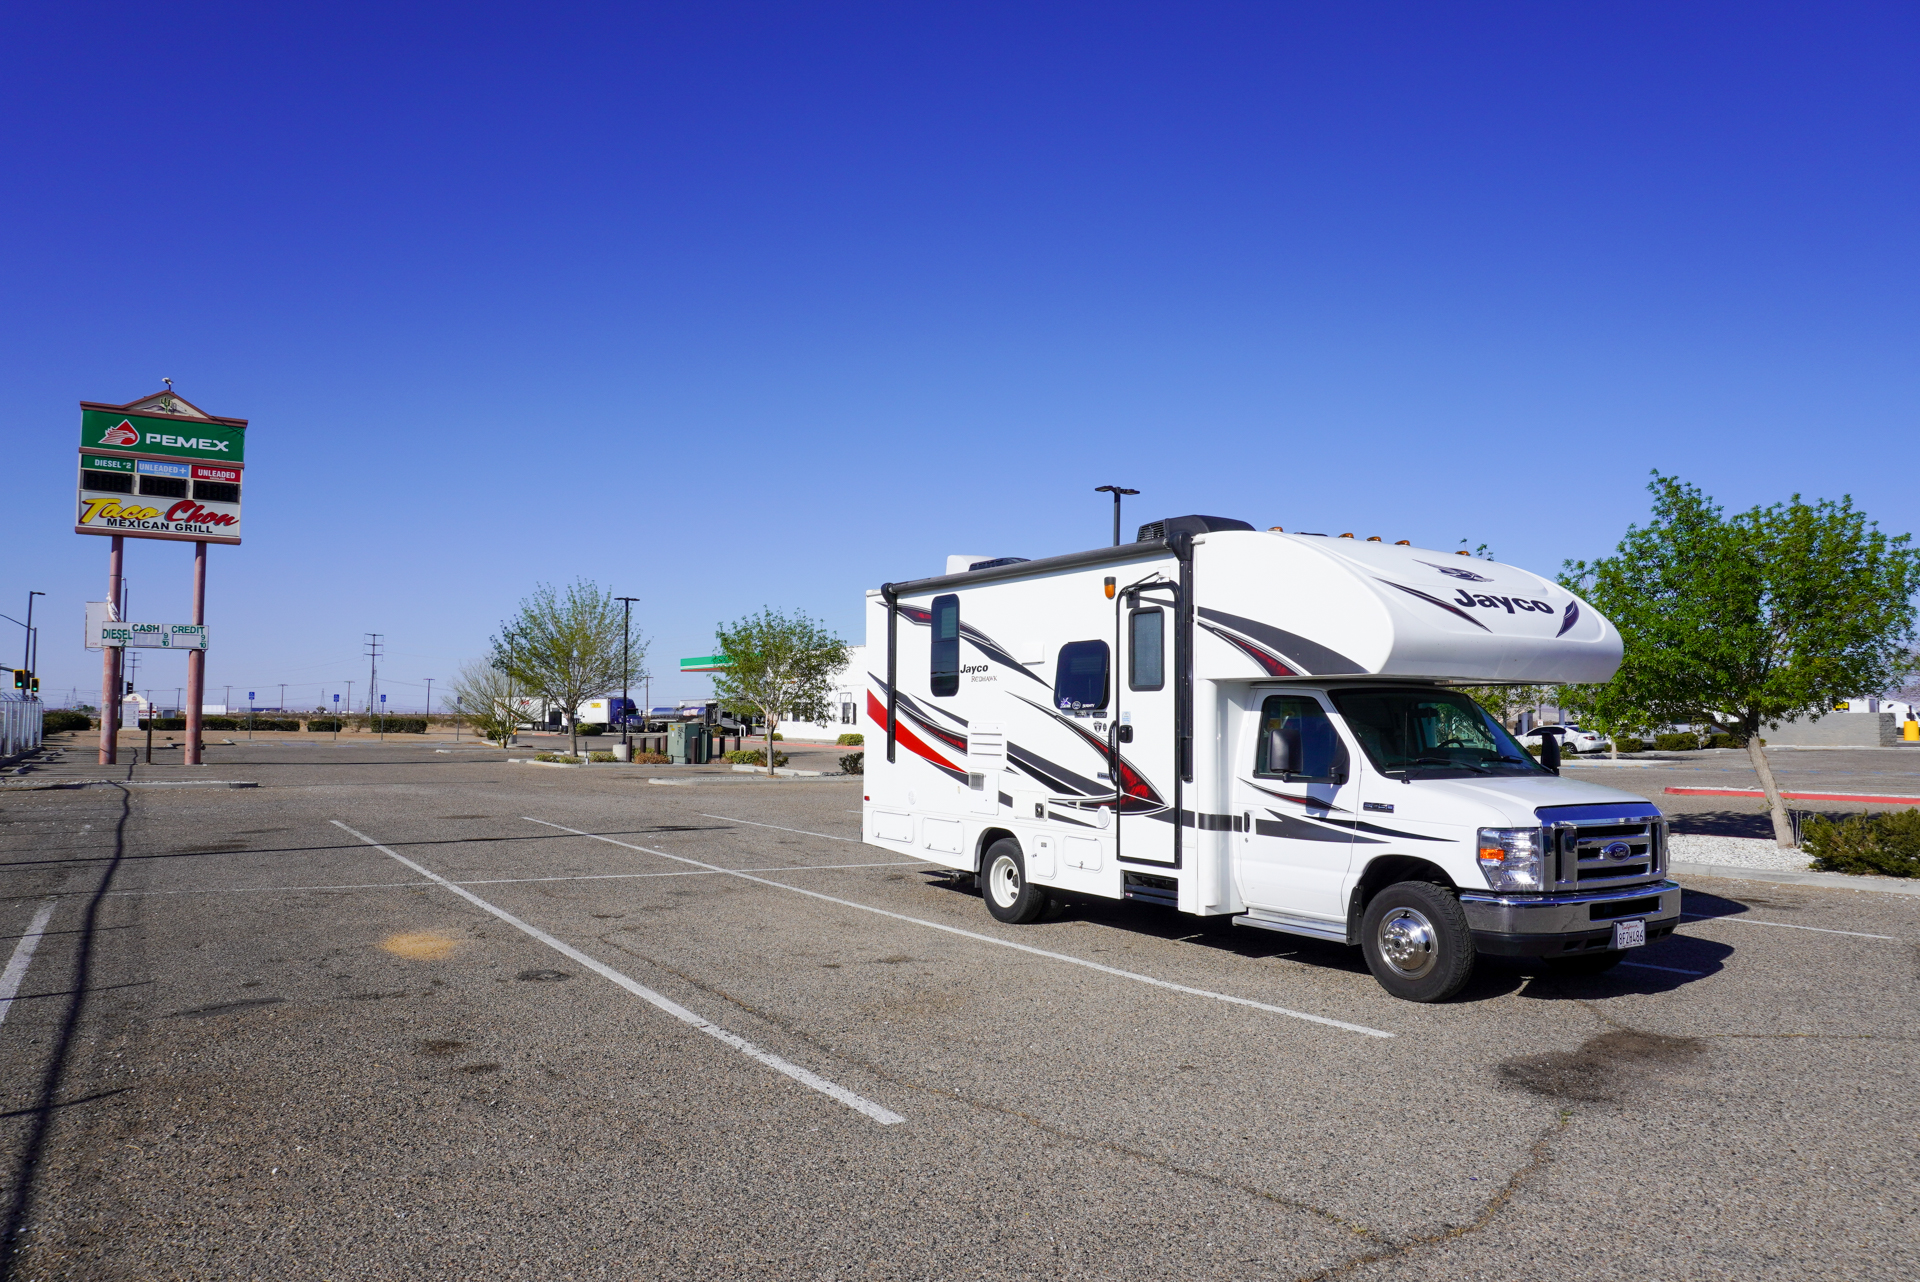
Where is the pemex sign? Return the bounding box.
[75,394,247,544]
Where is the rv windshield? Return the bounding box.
[1330,688,1547,779]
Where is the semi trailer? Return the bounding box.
[860,515,1679,1002]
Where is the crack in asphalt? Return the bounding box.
[1287,1111,1571,1281]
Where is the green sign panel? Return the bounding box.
[80,409,246,464]
[680,655,731,672]
[81,454,136,472]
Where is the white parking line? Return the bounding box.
[103,860,932,898]
[1680,913,1898,941]
[0,899,59,1029]
[331,821,904,1126]
[700,814,863,843]
[1621,961,1709,976]
[527,817,1395,1039]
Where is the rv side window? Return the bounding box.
[1255,695,1347,781]
[930,594,960,697]
[1128,608,1164,690]
[1054,640,1110,711]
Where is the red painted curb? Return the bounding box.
[1664,786,1920,806]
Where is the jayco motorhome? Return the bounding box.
[861,515,1680,1002]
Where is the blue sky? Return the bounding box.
[4,2,1914,711]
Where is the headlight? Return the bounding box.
[1477,827,1545,891]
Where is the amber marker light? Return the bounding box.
[1103,576,1116,599]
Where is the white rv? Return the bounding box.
[861,515,1681,1002]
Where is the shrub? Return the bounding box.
[1613,736,1644,754]
[1802,809,1920,877]
[361,717,428,734]
[1706,734,1739,749]
[203,717,241,730]
[579,723,604,736]
[771,732,784,740]
[42,710,91,734]
[308,718,343,732]
[588,751,617,762]
[725,748,789,767]
[534,752,584,764]
[244,718,301,732]
[837,733,864,746]
[1653,733,1701,752]
[137,718,187,731]
[633,751,670,764]
[841,751,865,775]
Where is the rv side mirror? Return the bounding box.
[1541,732,1561,774]
[1266,728,1292,775]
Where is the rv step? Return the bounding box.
[1235,910,1349,944]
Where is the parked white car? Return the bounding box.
[1516,724,1609,754]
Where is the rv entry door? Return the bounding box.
[1117,597,1178,867]
[1231,691,1357,920]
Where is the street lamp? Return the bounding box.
[423,677,434,723]
[23,591,43,672]
[1093,486,1139,547]
[615,597,639,749]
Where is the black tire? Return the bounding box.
[1553,949,1626,976]
[1360,880,1476,1002]
[981,837,1048,924]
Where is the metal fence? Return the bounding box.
[0,694,43,759]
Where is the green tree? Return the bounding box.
[711,608,850,777]
[1563,474,1920,845]
[490,580,638,756]
[1466,684,1545,732]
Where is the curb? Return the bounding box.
[1670,859,1920,897]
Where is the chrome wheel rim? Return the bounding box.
[1378,906,1438,979]
[988,854,1021,907]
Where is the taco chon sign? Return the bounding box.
[75,395,247,545]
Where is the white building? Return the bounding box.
[779,644,868,741]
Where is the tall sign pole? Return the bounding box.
[185,541,207,764]
[75,388,246,767]
[98,536,125,763]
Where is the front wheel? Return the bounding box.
[1360,881,1476,1002]
[981,838,1048,924]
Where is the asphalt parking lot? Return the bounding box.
[2,740,1916,1279]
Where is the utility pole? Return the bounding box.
[1094,486,1139,547]
[279,682,285,712]
[364,633,383,721]
[616,597,638,749]
[423,677,434,721]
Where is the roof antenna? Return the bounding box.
[163,377,173,391]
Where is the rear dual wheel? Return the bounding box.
[982,837,1049,924]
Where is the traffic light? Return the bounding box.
[10,670,23,691]
[125,680,134,696]
[29,675,38,695]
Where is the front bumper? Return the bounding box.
[1459,880,1682,958]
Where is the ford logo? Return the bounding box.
[1601,840,1633,861]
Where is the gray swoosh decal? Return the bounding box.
[1195,608,1365,676]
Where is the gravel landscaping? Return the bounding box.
[1668,832,1812,870]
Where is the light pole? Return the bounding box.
[616,597,638,749]
[23,591,42,672]
[1094,486,1139,546]
[424,677,434,724]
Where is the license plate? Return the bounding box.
[1612,919,1647,950]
